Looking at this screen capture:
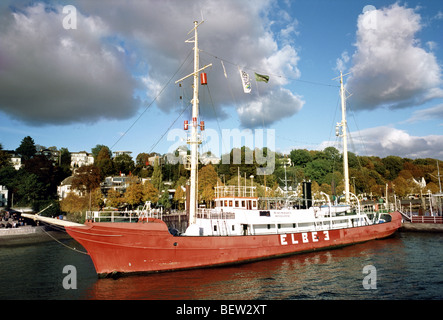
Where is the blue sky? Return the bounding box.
[0,0,442,160]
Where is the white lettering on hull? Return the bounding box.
[280,231,330,246]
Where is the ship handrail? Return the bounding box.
[411,216,443,224]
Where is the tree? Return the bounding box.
[143,181,159,203]
[304,159,331,185]
[124,178,145,208]
[16,136,37,161]
[158,189,172,210]
[71,165,101,194]
[96,146,114,178]
[114,153,135,175]
[174,184,186,210]
[151,158,163,191]
[198,164,219,207]
[0,143,11,169]
[15,173,46,206]
[106,188,123,208]
[92,144,112,160]
[71,165,101,211]
[289,149,312,167]
[382,156,404,180]
[60,193,88,215]
[59,148,71,170]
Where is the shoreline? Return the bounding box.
[0,225,72,246]
[399,222,443,233]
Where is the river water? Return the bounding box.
[1,231,442,301]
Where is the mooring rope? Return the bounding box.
[40,223,89,255]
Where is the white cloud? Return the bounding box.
[0,3,139,126]
[405,104,443,124]
[74,0,304,128]
[0,1,303,128]
[348,126,443,159]
[335,51,350,72]
[346,3,443,111]
[237,88,304,127]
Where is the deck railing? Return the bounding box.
[86,210,163,222]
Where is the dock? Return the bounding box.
[400,222,443,233]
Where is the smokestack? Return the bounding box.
[303,181,312,209]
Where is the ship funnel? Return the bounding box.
[302,181,312,209]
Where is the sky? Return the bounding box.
[0,0,442,161]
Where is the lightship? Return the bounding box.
[29,21,402,277]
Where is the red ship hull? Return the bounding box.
[65,212,402,276]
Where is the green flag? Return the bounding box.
[254,72,270,83]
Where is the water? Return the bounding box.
[1,232,442,300]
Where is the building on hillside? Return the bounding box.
[71,151,94,168]
[10,155,22,170]
[101,175,133,195]
[57,176,85,199]
[3,151,22,170]
[200,152,221,165]
[36,148,60,164]
[114,151,132,158]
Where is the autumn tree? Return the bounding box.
[143,181,159,203]
[198,164,219,207]
[106,188,122,208]
[71,165,101,211]
[124,178,145,208]
[151,158,163,191]
[174,184,186,210]
[172,176,187,210]
[60,193,87,215]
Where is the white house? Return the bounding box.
[70,151,94,168]
[57,176,87,199]
[10,156,22,170]
[102,175,133,194]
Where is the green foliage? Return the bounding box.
[289,149,312,167]
[15,136,37,161]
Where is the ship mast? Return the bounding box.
[336,71,350,203]
[175,21,212,225]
